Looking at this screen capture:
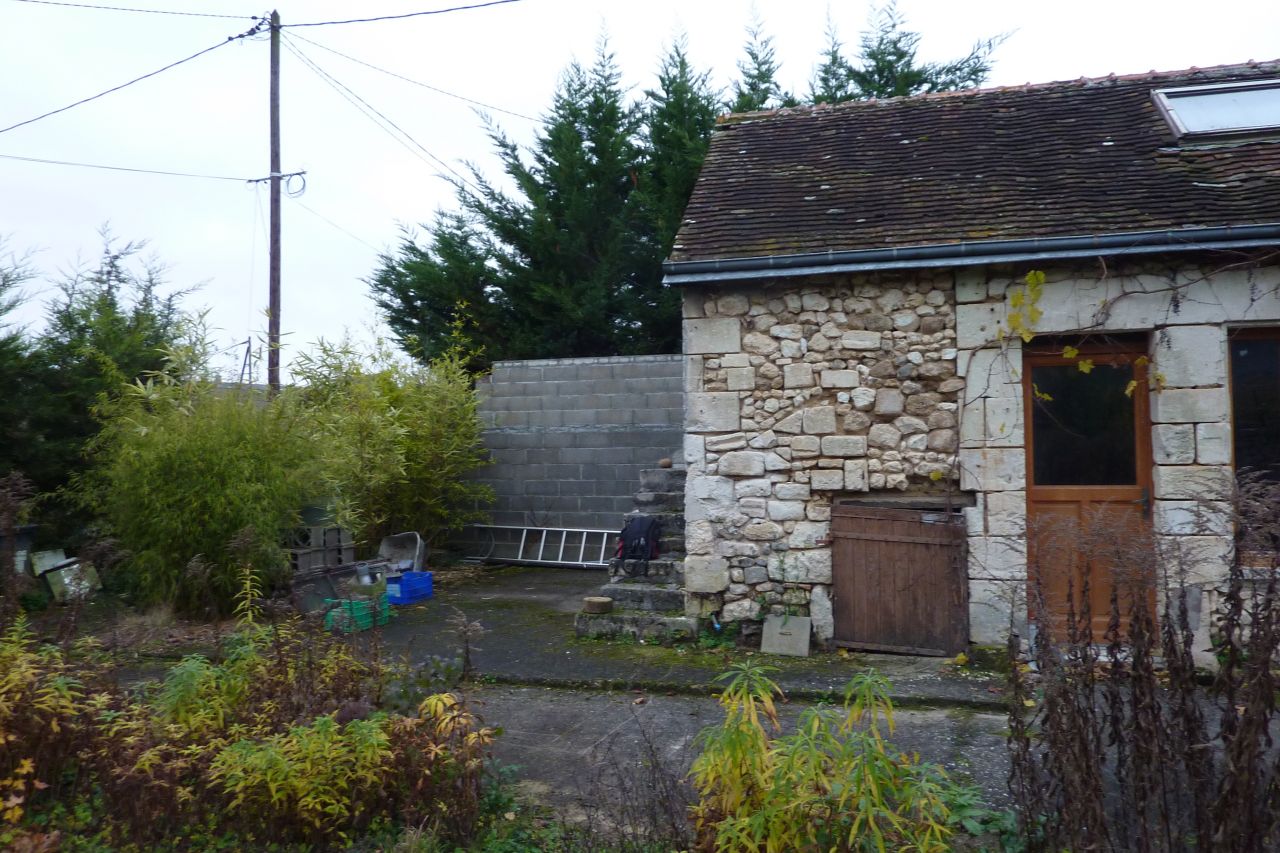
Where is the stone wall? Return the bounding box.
[476,355,684,532]
[955,260,1280,645]
[681,273,961,640]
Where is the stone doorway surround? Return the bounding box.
[953,262,1280,649]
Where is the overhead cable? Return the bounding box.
[281,35,477,191]
[289,196,380,251]
[284,0,523,28]
[7,0,255,18]
[287,31,536,121]
[0,20,266,135]
[0,151,254,181]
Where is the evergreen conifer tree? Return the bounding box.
[372,41,718,363]
[0,240,32,480]
[626,39,720,354]
[809,20,859,105]
[845,2,1004,99]
[728,21,797,113]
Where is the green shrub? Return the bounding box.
[79,372,320,614]
[288,339,493,549]
[211,714,390,845]
[690,663,955,852]
[2,611,499,849]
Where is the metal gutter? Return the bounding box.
[662,224,1280,285]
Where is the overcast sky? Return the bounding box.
[2,0,1278,376]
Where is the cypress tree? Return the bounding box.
[625,39,719,354]
[372,41,720,364]
[809,19,859,105]
[728,21,798,113]
[846,2,1005,100]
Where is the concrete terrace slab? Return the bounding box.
[379,566,1007,711]
[462,684,1010,810]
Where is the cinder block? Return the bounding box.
[495,412,529,428]
[548,433,581,449]
[527,410,565,428]
[578,365,613,380]
[645,391,684,410]
[542,364,580,381]
[545,463,581,480]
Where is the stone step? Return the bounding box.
[609,558,684,584]
[574,610,699,642]
[634,492,684,513]
[599,582,684,611]
[608,568,685,585]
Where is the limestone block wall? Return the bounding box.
[475,355,684,532]
[955,261,1280,645]
[681,274,961,639]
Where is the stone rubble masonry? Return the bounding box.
[954,262,1280,645]
[683,272,962,641]
[475,355,683,532]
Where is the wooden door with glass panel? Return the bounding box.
[1024,340,1154,638]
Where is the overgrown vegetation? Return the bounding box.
[77,364,319,614]
[0,606,502,851]
[1006,476,1280,852]
[67,332,491,615]
[9,235,192,546]
[690,663,959,852]
[288,338,494,550]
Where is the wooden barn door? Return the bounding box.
[830,504,968,656]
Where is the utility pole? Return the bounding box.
[267,9,282,393]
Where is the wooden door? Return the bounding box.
[831,504,968,656]
[1024,341,1154,638]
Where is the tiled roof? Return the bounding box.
[669,61,1280,264]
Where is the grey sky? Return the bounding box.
[2,0,1277,375]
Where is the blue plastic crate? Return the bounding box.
[387,571,433,605]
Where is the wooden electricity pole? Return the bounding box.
[267,9,282,393]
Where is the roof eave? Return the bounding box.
[662,224,1280,286]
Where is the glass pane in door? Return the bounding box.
[1030,362,1137,486]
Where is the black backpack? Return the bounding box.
[616,515,662,561]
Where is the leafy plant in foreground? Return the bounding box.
[690,662,955,852]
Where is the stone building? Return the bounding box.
[664,61,1280,651]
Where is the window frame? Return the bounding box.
[1228,327,1280,566]
[1228,326,1280,473]
[1152,78,1280,141]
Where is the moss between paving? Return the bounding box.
[382,566,1008,711]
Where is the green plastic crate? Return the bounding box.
[323,594,391,633]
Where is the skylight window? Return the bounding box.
[1153,79,1280,140]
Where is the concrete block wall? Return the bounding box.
[475,355,684,531]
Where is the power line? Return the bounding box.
[288,196,380,252]
[281,35,477,191]
[7,0,255,19]
[286,31,536,121]
[0,151,255,181]
[281,36,454,179]
[284,0,524,28]
[0,21,266,135]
